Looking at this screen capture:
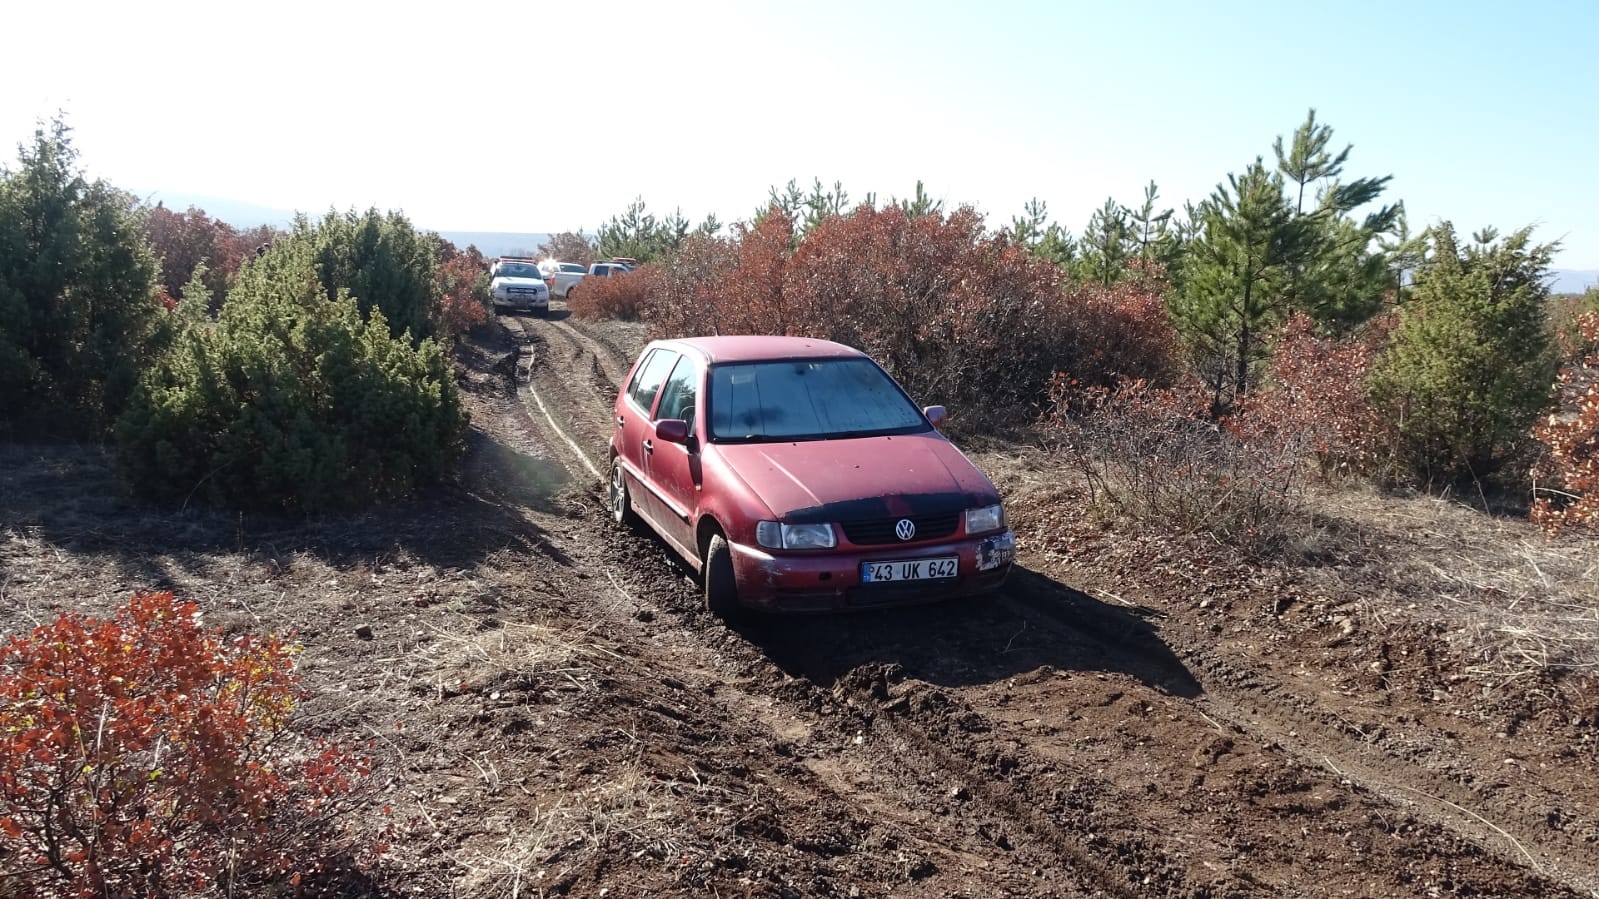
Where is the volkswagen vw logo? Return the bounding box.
[895,518,916,541]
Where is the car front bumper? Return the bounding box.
[494,292,549,308]
[727,530,1016,612]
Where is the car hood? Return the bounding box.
[715,431,998,523]
[494,277,546,288]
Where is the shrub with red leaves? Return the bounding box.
[433,252,490,342]
[145,204,274,305]
[0,592,374,897]
[570,266,661,322]
[638,205,1178,432]
[1239,313,1394,480]
[1533,312,1599,534]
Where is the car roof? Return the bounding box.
[652,335,866,364]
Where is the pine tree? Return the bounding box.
[895,180,943,218]
[1008,198,1076,266]
[1173,113,1399,408]
[1077,197,1134,287]
[1274,109,1400,329]
[1170,160,1316,410]
[0,118,162,435]
[1370,223,1559,482]
[597,197,666,262]
[1123,180,1181,273]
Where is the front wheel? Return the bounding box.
[703,534,740,619]
[609,459,640,527]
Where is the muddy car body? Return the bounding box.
[608,335,1015,613]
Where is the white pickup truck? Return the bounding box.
[538,261,588,300]
[488,258,550,315]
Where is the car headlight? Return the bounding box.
[964,504,1004,535]
[755,521,837,550]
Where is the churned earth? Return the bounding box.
[2,304,1594,898]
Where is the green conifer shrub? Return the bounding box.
[116,233,466,513]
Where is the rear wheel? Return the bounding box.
[609,459,639,527]
[702,534,740,619]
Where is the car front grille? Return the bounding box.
[840,511,960,546]
[508,287,542,296]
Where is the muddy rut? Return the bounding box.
[490,308,1598,898]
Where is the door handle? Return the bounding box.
[643,439,654,453]
[616,415,625,426]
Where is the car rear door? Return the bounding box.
[617,347,679,525]
[641,354,701,558]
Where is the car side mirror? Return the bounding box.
[923,405,947,428]
[655,419,690,445]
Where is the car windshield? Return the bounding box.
[708,358,929,442]
[560,263,586,273]
[498,264,540,279]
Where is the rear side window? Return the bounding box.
[627,349,679,414]
[654,357,699,431]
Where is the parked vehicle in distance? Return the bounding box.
[542,261,588,299]
[608,336,1016,615]
[588,262,631,278]
[490,255,538,279]
[488,260,549,314]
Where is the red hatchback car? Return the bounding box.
[608,336,1016,614]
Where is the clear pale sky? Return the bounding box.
[3,0,1595,269]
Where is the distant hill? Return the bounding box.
[136,189,297,229]
[134,191,554,258]
[435,232,554,258]
[1552,270,1599,295]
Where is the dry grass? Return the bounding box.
[451,764,710,897]
[979,443,1599,685]
[1304,484,1599,683]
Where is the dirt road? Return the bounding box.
[483,308,1599,897]
[2,309,1594,897]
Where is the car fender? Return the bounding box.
[692,446,776,552]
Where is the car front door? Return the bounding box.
[642,355,701,559]
[618,348,678,524]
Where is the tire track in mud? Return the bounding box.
[570,525,1140,897]
[545,314,633,391]
[988,573,1599,896]
[512,315,1210,895]
[738,593,1575,896]
[511,315,1589,897]
[498,315,611,481]
[504,316,1122,894]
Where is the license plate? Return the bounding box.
[861,557,958,583]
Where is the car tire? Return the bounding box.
[703,534,741,619]
[609,458,640,528]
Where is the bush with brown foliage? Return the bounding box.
[145,204,275,306]
[569,266,660,322]
[433,250,490,342]
[0,592,376,897]
[1532,312,1599,534]
[1047,376,1310,556]
[637,205,1178,432]
[1241,312,1393,480]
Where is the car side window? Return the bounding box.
[654,356,698,431]
[627,349,679,415]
